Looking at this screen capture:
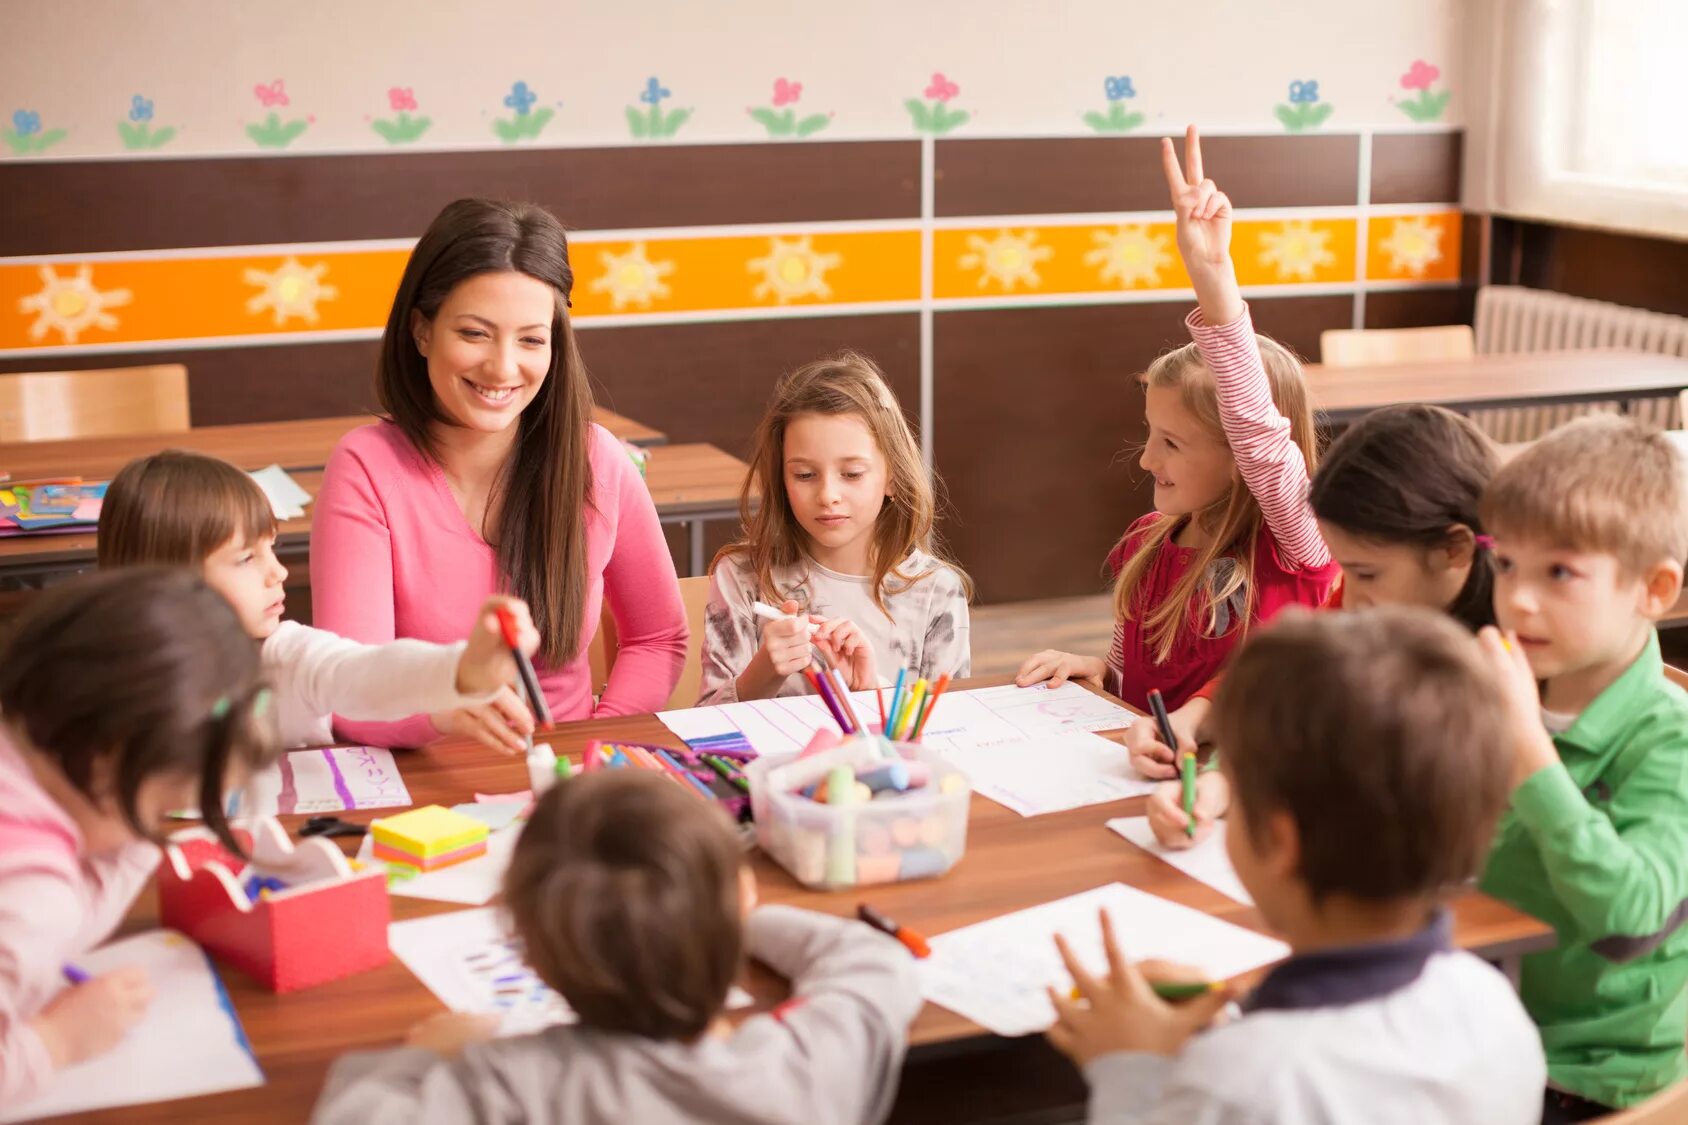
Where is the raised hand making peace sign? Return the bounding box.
[1160,125,1243,325]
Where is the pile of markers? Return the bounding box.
[584,740,755,823]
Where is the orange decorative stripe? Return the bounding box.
[1366,211,1461,283]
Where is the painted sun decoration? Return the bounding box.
[959,230,1052,291]
[1086,225,1172,288]
[590,243,675,310]
[747,236,842,303]
[244,257,338,325]
[1256,220,1336,282]
[17,265,133,344]
[1377,216,1444,276]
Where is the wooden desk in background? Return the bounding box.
[79,681,1553,1124]
[0,442,747,585]
[0,407,666,483]
[1306,349,1688,422]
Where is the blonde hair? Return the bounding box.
[1481,414,1688,574]
[715,351,971,615]
[1113,336,1318,663]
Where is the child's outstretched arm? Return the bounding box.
[1162,127,1330,572]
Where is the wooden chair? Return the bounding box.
[1596,1078,1688,1122]
[587,575,712,709]
[1318,325,1475,368]
[1663,663,1688,693]
[0,364,189,443]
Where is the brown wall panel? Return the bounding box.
[1507,219,1688,319]
[936,134,1360,216]
[0,142,921,256]
[0,340,384,425]
[1365,288,1475,330]
[936,296,1354,604]
[1370,132,1463,204]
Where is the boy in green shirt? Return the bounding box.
[1477,415,1688,1119]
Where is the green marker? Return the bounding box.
[1154,979,1222,1001]
[1180,750,1198,839]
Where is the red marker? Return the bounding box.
[857,902,931,958]
[495,605,552,729]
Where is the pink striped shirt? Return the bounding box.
[1105,306,1337,710]
[311,421,688,745]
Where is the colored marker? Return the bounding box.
[886,668,908,735]
[828,666,864,733]
[857,902,930,958]
[701,753,752,793]
[911,674,952,742]
[496,605,552,729]
[898,678,929,740]
[806,664,852,733]
[1180,750,1198,839]
[1147,690,1194,838]
[1069,979,1220,1002]
[62,965,90,986]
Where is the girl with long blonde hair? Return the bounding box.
[1018,127,1337,720]
[699,353,972,704]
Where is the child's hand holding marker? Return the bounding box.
[1046,910,1232,1066]
[1148,772,1231,849]
[32,965,153,1069]
[813,616,878,691]
[457,596,541,696]
[1124,696,1206,780]
[1476,625,1560,789]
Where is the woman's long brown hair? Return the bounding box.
[714,351,970,615]
[1113,335,1318,663]
[377,198,593,666]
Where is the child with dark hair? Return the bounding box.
[1049,607,1544,1123]
[0,568,278,1108]
[313,770,922,1124]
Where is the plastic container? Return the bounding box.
[747,735,969,890]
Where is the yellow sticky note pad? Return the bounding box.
[370,805,488,858]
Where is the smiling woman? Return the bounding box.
[310,199,688,750]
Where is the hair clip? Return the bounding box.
[1474,534,1496,551]
[209,695,231,721]
[253,687,273,718]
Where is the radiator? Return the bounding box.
[1469,286,1688,442]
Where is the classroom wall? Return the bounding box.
[0,0,1473,603]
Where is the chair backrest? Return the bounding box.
[1596,1077,1688,1122]
[586,575,713,711]
[0,365,190,443]
[1319,325,1476,368]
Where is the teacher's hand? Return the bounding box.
[432,685,534,755]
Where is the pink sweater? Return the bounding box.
[1104,306,1338,710]
[0,724,159,1107]
[311,421,688,746]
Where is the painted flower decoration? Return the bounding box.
[773,77,802,107]
[504,80,536,116]
[1288,80,1320,104]
[254,80,289,108]
[1401,60,1440,91]
[925,72,960,103]
[640,77,671,106]
[129,95,153,123]
[1104,76,1135,102]
[12,110,40,136]
[388,87,417,112]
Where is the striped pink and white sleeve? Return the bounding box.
[1185,306,1331,570]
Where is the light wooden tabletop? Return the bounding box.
[69,679,1552,1123]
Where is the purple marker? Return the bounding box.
[62,964,90,985]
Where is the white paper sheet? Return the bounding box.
[248,464,312,520]
[235,745,412,818]
[918,882,1288,1037]
[1108,817,1254,905]
[657,681,1134,759]
[389,907,752,1037]
[0,931,263,1122]
[356,823,520,906]
[935,730,1155,816]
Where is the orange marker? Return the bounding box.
[857,902,930,958]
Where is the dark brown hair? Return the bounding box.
[1308,404,1499,632]
[1211,606,1510,904]
[1481,414,1688,575]
[504,770,746,1040]
[714,350,971,615]
[379,198,594,665]
[0,568,276,852]
[97,450,277,569]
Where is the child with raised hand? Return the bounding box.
[1474,415,1688,1119]
[0,568,278,1109]
[1140,404,1500,846]
[99,450,541,767]
[1049,608,1544,1124]
[700,351,971,704]
[312,769,922,1124]
[1016,126,1335,720]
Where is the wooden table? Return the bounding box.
[74,682,1552,1124]
[0,407,666,483]
[0,442,746,585]
[1306,349,1688,422]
